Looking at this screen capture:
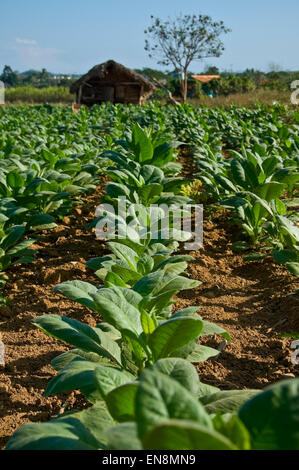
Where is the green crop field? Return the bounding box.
[0,102,299,450]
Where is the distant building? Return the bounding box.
[190,75,220,98]
[190,75,220,83]
[70,60,155,106]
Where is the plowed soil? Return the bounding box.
[0,164,298,449]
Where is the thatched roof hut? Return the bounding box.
[70,60,155,106]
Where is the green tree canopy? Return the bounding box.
[145,14,231,102]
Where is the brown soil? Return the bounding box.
[178,213,298,389]
[0,168,298,449]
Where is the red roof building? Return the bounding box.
[191,75,220,83]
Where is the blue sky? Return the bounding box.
[0,0,298,74]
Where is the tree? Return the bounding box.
[38,68,52,87]
[204,65,220,75]
[145,14,231,102]
[1,65,19,87]
[135,67,170,84]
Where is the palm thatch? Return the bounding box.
[70,60,155,106]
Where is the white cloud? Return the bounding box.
[16,38,37,45]
[9,39,66,69]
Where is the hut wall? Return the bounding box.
[80,82,141,105]
[79,83,114,104]
[115,84,141,103]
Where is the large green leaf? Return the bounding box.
[212,414,251,450]
[139,183,163,204]
[104,271,127,288]
[286,262,299,276]
[148,317,203,360]
[262,156,279,177]
[93,365,134,398]
[150,358,199,396]
[197,382,220,399]
[91,287,143,339]
[45,358,104,402]
[143,420,237,450]
[214,174,237,193]
[171,306,201,318]
[242,160,259,189]
[6,422,98,450]
[272,249,298,264]
[153,255,194,272]
[133,270,164,296]
[0,225,25,250]
[106,382,138,422]
[140,165,164,184]
[53,280,100,311]
[150,273,201,296]
[201,321,231,342]
[26,213,57,231]
[131,125,153,162]
[135,369,212,440]
[231,159,247,188]
[140,289,177,317]
[186,344,220,363]
[6,402,113,450]
[106,423,142,450]
[86,255,114,271]
[140,310,156,335]
[137,255,154,275]
[51,349,109,371]
[254,182,285,202]
[110,264,142,284]
[106,182,131,199]
[201,390,258,414]
[239,379,299,450]
[108,241,138,271]
[33,314,122,365]
[6,238,36,255]
[7,171,25,189]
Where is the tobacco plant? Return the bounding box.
[6,359,299,450]
[3,102,299,450]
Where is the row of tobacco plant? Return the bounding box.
[6,125,299,450]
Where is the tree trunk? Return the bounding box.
[181,70,188,103]
[179,79,184,102]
